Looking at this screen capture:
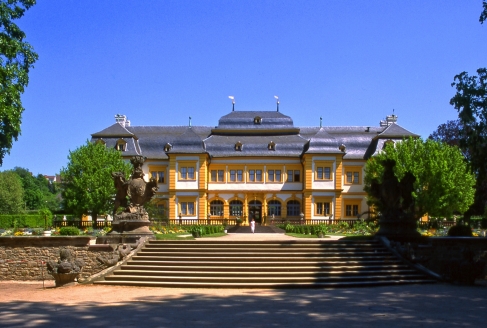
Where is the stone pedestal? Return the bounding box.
[375,215,421,241]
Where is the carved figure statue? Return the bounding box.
[370,159,419,239]
[110,156,158,235]
[46,248,84,274]
[96,244,132,267]
[112,172,128,216]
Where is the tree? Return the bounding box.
[60,141,132,221]
[364,138,475,219]
[11,166,43,209]
[480,0,487,24]
[450,68,487,216]
[446,2,487,217]
[0,0,38,165]
[0,170,24,214]
[429,119,466,153]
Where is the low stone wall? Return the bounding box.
[406,237,487,283]
[0,237,116,281]
[415,237,487,277]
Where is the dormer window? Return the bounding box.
[383,140,394,149]
[116,139,127,152]
[95,139,106,146]
[268,141,276,151]
[164,143,172,152]
[235,141,242,151]
[339,144,346,152]
[253,116,262,124]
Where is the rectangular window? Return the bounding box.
[188,167,195,179]
[149,166,167,184]
[287,170,293,182]
[345,203,360,217]
[211,170,224,182]
[180,166,196,180]
[181,202,195,215]
[249,170,255,182]
[237,170,243,182]
[268,169,282,182]
[230,170,236,182]
[268,170,274,182]
[316,166,332,180]
[181,167,187,179]
[256,170,262,182]
[345,167,361,184]
[157,171,164,183]
[316,202,330,216]
[317,167,323,180]
[294,170,300,182]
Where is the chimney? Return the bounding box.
[115,114,130,127]
[380,114,397,127]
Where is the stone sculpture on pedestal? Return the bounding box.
[108,156,157,239]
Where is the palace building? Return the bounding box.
[91,110,418,225]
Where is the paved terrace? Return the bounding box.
[0,233,485,327]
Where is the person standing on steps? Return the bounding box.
[250,218,255,234]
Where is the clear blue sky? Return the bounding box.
[2,0,486,176]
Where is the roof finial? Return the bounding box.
[320,116,322,128]
[274,96,279,112]
[228,96,235,111]
[189,116,192,127]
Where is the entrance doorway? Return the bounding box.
[248,200,262,224]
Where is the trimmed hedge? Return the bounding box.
[59,226,81,236]
[0,214,51,229]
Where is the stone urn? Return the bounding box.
[51,272,80,287]
[46,248,84,287]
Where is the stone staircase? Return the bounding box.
[94,239,436,288]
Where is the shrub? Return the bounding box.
[59,226,80,236]
[447,225,473,237]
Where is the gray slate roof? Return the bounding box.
[91,111,418,160]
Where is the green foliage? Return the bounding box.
[364,138,475,218]
[0,0,38,164]
[0,214,52,229]
[11,167,43,210]
[59,226,80,236]
[450,68,487,216]
[0,170,24,214]
[38,208,52,230]
[447,225,473,237]
[186,224,224,236]
[60,141,132,220]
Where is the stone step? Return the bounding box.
[131,255,401,262]
[114,268,420,277]
[103,273,433,284]
[127,259,403,268]
[94,239,436,288]
[123,264,411,272]
[95,278,436,288]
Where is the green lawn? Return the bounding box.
[154,233,193,240]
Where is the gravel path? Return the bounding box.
[1,280,486,327]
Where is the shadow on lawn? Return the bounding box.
[0,283,486,328]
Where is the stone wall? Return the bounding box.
[0,237,116,281]
[415,237,487,277]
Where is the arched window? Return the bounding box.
[210,200,224,216]
[229,200,243,217]
[287,200,301,216]
[267,200,281,216]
